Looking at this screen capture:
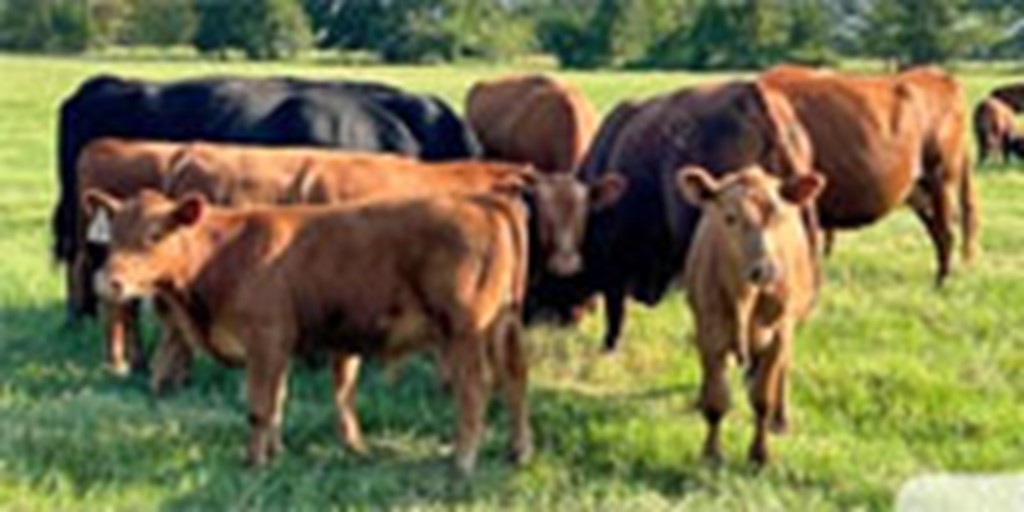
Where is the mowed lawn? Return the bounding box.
[0,54,1022,511]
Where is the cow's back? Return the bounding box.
[78,138,186,200]
[467,75,597,173]
[762,66,927,228]
[165,143,526,207]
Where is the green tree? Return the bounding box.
[0,0,91,52]
[194,0,311,59]
[123,0,197,46]
[303,0,409,51]
[538,0,688,69]
[659,0,785,70]
[861,0,974,66]
[785,0,837,65]
[88,0,133,48]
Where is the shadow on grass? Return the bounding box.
[0,300,712,509]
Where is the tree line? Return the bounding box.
[1,0,1021,69]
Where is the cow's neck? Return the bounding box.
[173,211,252,310]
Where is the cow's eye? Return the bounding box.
[144,229,163,246]
[723,213,738,225]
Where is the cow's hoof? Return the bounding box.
[507,444,533,467]
[246,452,270,469]
[107,361,131,377]
[748,445,770,467]
[344,441,369,458]
[770,415,789,434]
[453,452,477,477]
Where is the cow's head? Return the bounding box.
[83,189,206,303]
[677,165,824,287]
[525,171,626,276]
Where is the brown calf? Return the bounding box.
[86,189,531,475]
[974,96,1018,164]
[678,165,824,465]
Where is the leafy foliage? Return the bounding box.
[0,0,1022,67]
[193,0,312,60]
[122,0,198,47]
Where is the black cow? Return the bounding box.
[527,80,819,351]
[992,83,1024,112]
[54,74,481,320]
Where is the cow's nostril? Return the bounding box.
[748,267,764,283]
[748,262,776,284]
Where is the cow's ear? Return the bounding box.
[589,173,627,210]
[677,166,719,205]
[83,189,122,217]
[494,164,538,196]
[170,193,206,227]
[780,173,826,206]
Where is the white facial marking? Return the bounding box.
[87,210,112,244]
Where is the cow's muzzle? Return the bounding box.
[94,270,134,303]
[548,251,583,276]
[747,260,780,286]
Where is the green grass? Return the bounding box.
[0,54,1022,511]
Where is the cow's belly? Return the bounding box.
[313,300,443,361]
[816,158,918,229]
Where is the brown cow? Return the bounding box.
[90,141,624,385]
[762,65,977,284]
[466,74,598,174]
[974,96,1018,164]
[71,138,190,373]
[678,165,824,465]
[86,189,531,475]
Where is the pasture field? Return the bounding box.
[0,54,1022,511]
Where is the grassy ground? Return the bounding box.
[0,54,1022,511]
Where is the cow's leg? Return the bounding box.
[696,319,731,463]
[747,326,791,466]
[68,251,89,322]
[122,300,145,371]
[447,333,489,475]
[246,348,289,467]
[823,229,836,257]
[602,284,627,352]
[149,328,192,395]
[490,309,532,466]
[908,179,953,286]
[771,353,790,434]
[101,299,142,375]
[331,351,366,455]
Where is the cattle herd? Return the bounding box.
[51,66,1014,475]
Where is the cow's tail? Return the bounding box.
[959,154,979,262]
